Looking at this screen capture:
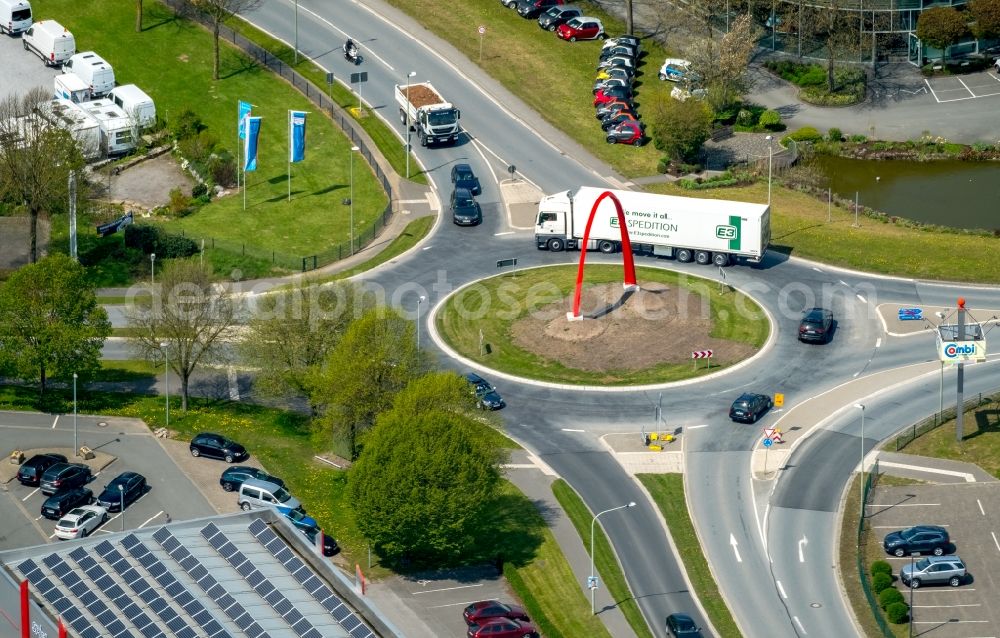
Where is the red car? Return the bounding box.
[593,85,632,106]
[556,16,606,41]
[463,600,530,625]
[466,618,539,638]
[606,121,644,146]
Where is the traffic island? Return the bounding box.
[433,264,769,386]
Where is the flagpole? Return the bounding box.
[287,110,291,202]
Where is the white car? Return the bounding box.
[54,505,108,540]
[659,58,694,82]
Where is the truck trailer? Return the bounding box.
[394,81,461,147]
[534,186,770,267]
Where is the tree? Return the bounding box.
[349,409,507,565]
[916,7,970,65]
[310,307,420,460]
[187,0,262,80]
[687,14,759,111]
[136,0,143,31]
[0,88,85,263]
[801,0,861,92]
[0,254,110,397]
[648,93,714,163]
[239,283,374,415]
[970,0,1000,38]
[126,260,238,411]
[387,371,481,418]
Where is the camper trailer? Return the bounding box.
[107,84,155,129]
[38,99,101,160]
[22,19,74,66]
[63,51,115,97]
[0,0,32,35]
[54,74,92,104]
[77,98,134,156]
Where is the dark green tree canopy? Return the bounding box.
[916,7,970,63]
[648,94,714,163]
[970,0,1000,38]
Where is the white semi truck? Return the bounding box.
[534,186,770,267]
[394,81,461,147]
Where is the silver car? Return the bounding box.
[900,555,966,588]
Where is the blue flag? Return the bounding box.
[289,111,307,163]
[238,100,252,140]
[243,116,261,172]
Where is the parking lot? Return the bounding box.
[868,482,1000,636]
[0,28,60,101]
[925,69,1000,103]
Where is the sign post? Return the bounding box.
[350,71,368,114]
[478,25,486,62]
[763,436,773,474]
[691,350,714,370]
[496,257,517,277]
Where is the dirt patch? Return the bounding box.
[402,84,443,108]
[109,153,196,210]
[510,282,755,372]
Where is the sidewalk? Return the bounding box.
[876,451,998,483]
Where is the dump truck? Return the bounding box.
[394,81,461,147]
[534,186,770,266]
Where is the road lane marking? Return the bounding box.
[421,245,433,250]
[992,531,1000,553]
[412,583,483,595]
[561,428,584,432]
[501,464,536,469]
[838,280,849,286]
[427,599,488,609]
[867,502,941,506]
[978,499,985,516]
[957,77,975,98]
[22,488,39,502]
[811,267,823,273]
[913,620,988,624]
[138,511,164,529]
[776,580,787,599]
[51,415,59,429]
[873,525,948,528]
[913,603,981,608]
[729,534,742,563]
[878,460,975,482]
[856,294,867,304]
[687,424,708,430]
[793,616,806,634]
[875,338,881,348]
[493,231,515,236]
[798,535,808,562]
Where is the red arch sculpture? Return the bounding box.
[567,190,637,321]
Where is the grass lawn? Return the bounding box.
[435,264,768,385]
[382,0,675,178]
[646,181,1000,283]
[36,0,386,266]
[896,395,1000,478]
[94,359,159,383]
[637,474,741,638]
[551,480,653,638]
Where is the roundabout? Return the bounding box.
[432,264,771,387]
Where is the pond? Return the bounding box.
[812,155,1000,231]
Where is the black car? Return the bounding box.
[190,432,249,463]
[39,463,93,496]
[17,453,68,486]
[515,0,562,18]
[593,77,631,95]
[595,85,633,103]
[601,112,643,132]
[40,487,93,520]
[301,526,340,557]
[220,466,285,492]
[595,100,635,120]
[883,525,951,557]
[599,44,639,61]
[798,307,834,343]
[451,187,483,226]
[451,163,482,196]
[465,373,505,410]
[97,471,147,512]
[729,393,773,423]
[538,5,581,31]
[666,612,702,637]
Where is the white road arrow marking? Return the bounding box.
[798,535,808,562]
[730,534,742,563]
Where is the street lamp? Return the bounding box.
[72,373,78,457]
[765,135,774,206]
[909,551,918,637]
[590,501,636,614]
[161,342,170,427]
[405,71,416,179]
[855,403,865,522]
[293,0,299,65]
[416,295,426,350]
[118,484,125,531]
[150,253,156,288]
[350,145,359,256]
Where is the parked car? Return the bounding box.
[592,76,631,94]
[41,487,93,520]
[883,525,951,557]
[466,618,539,638]
[464,600,530,625]
[96,471,147,512]
[658,58,694,82]
[593,85,633,106]
[300,526,340,556]
[538,5,581,31]
[900,555,966,588]
[465,373,505,410]
[500,0,518,7]
[40,463,92,496]
[666,613,703,637]
[17,453,68,486]
[220,466,285,492]
[798,307,834,343]
[994,57,1000,73]
[190,432,249,463]
[729,393,773,423]
[54,505,108,540]
[276,504,319,532]
[451,187,483,226]
[515,0,563,19]
[599,44,638,61]
[597,55,635,71]
[603,35,641,52]
[596,65,633,82]
[601,111,643,132]
[595,99,635,120]
[451,163,482,195]
[606,121,644,146]
[556,17,605,41]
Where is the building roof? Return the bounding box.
[1,511,388,638]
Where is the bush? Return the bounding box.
[123,224,198,258]
[156,233,199,259]
[784,127,824,144]
[172,109,204,141]
[736,109,757,127]
[879,587,904,610]
[168,188,192,217]
[871,572,893,594]
[871,560,892,577]
[208,151,238,188]
[827,127,843,142]
[124,224,160,254]
[886,601,910,624]
[849,134,867,143]
[176,130,219,165]
[192,183,208,199]
[758,110,783,131]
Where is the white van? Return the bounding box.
[63,51,115,97]
[54,74,91,104]
[77,99,134,155]
[107,84,155,129]
[22,19,74,66]
[237,479,303,513]
[0,0,32,35]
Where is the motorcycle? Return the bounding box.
[343,42,362,65]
